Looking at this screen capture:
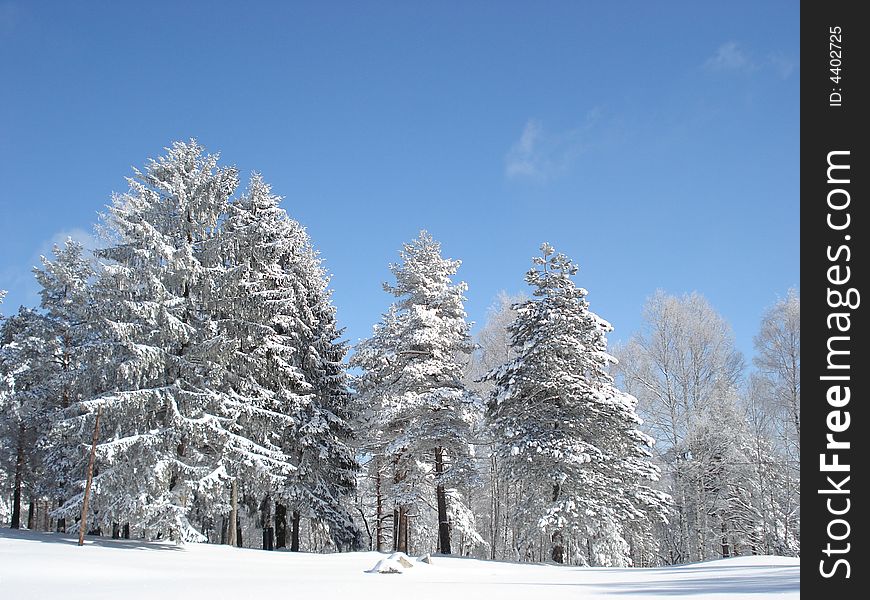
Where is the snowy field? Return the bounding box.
[0,529,799,599]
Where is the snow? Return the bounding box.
[0,529,798,599]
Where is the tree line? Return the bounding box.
[0,140,799,566]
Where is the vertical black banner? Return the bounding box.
[803,2,866,596]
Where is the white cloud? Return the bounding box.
[704,42,796,80]
[705,41,754,72]
[505,119,546,180]
[505,113,601,182]
[766,53,797,79]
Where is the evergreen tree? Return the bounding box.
[217,174,359,550]
[353,231,479,555]
[55,140,240,541]
[215,174,309,546]
[0,307,54,529]
[286,243,361,551]
[485,243,669,566]
[32,239,96,529]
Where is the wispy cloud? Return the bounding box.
[704,41,796,80]
[505,112,603,182]
[766,52,797,79]
[705,41,754,72]
[505,119,547,180]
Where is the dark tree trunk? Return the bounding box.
[551,532,565,564]
[290,510,300,552]
[275,503,287,549]
[27,497,35,530]
[56,498,66,533]
[375,465,384,552]
[551,484,564,563]
[123,523,130,539]
[392,508,399,552]
[112,522,120,539]
[434,447,451,554]
[236,516,243,547]
[391,457,409,554]
[394,507,409,553]
[10,426,25,529]
[404,510,410,554]
[220,517,228,545]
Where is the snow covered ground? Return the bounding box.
[0,529,799,599]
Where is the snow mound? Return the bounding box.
[367,558,405,574]
[389,552,415,568]
[367,552,431,573]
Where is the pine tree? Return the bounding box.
[55,140,240,541]
[217,174,359,550]
[287,244,361,551]
[215,174,309,546]
[353,231,479,555]
[485,243,669,566]
[32,239,96,530]
[0,307,55,529]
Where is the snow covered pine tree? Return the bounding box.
[485,243,669,566]
[55,141,242,541]
[33,239,96,534]
[218,173,359,551]
[352,231,480,555]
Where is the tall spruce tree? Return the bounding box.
[0,307,54,529]
[352,231,479,555]
[55,140,240,541]
[217,174,359,550]
[33,239,96,530]
[485,243,669,566]
[285,239,361,551]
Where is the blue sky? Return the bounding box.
[0,1,798,363]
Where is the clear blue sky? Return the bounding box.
[0,1,798,364]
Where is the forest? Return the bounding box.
[0,140,800,567]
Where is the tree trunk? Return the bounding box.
[275,503,287,549]
[490,453,498,560]
[261,496,274,551]
[550,484,564,563]
[394,506,409,553]
[290,510,300,552]
[27,497,35,530]
[375,464,384,552]
[403,509,410,554]
[392,508,399,551]
[56,497,66,533]
[78,406,102,546]
[434,447,451,554]
[227,480,238,547]
[112,522,120,539]
[10,425,25,529]
[123,523,130,539]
